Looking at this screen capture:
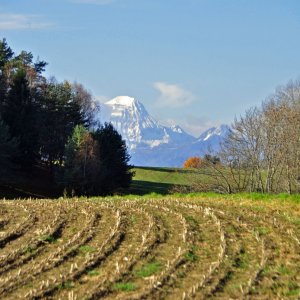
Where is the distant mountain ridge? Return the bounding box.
[95,96,230,167]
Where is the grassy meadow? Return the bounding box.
[129,166,193,194]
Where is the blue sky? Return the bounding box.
[1,0,300,136]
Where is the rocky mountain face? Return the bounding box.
[96,96,230,167]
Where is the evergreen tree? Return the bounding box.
[0,38,14,115]
[64,123,133,196]
[39,80,84,169]
[0,38,13,69]
[92,123,133,195]
[0,38,99,197]
[2,68,39,167]
[64,125,99,195]
[0,119,19,178]
[0,39,47,169]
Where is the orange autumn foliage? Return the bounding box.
[183,156,203,169]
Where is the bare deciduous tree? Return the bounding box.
[195,80,300,194]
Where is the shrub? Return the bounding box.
[183,156,203,169]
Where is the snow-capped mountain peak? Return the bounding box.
[97,96,195,152]
[106,96,136,107]
[94,96,229,167]
[103,96,158,131]
[198,124,230,142]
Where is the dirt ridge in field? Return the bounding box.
[0,197,299,299]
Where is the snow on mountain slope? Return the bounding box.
[95,96,230,167]
[98,96,195,151]
[197,124,230,142]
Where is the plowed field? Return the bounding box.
[0,197,299,299]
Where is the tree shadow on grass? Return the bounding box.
[0,185,38,199]
[135,166,195,174]
[129,180,175,195]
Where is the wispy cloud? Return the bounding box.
[153,82,195,108]
[72,0,115,4]
[0,14,53,30]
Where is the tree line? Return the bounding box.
[183,81,300,194]
[0,38,133,197]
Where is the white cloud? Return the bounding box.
[72,0,115,4]
[0,14,53,30]
[153,82,195,108]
